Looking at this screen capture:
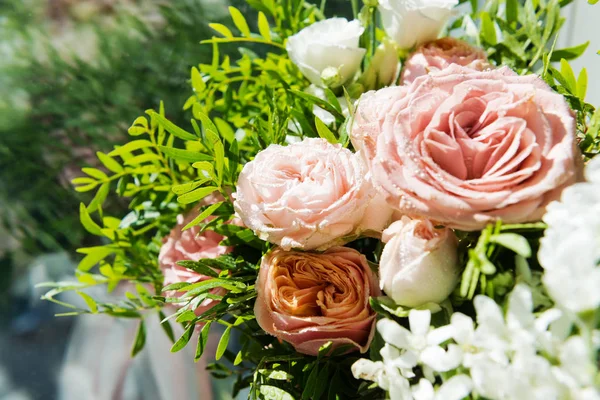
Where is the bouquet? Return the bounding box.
[44,0,600,398]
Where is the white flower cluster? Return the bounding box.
[352,285,600,399]
[539,156,600,314]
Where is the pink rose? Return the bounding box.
[254,247,380,355]
[401,38,489,85]
[352,65,580,230]
[234,138,393,250]
[159,211,231,314]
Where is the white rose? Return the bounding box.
[378,0,458,49]
[286,18,366,88]
[379,217,459,307]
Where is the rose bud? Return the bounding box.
[287,18,366,88]
[379,217,459,308]
[234,138,393,251]
[378,0,458,50]
[254,247,381,356]
[401,37,490,85]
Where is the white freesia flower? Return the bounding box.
[539,156,600,313]
[351,358,413,399]
[412,376,472,400]
[286,18,366,88]
[378,0,458,49]
[355,283,600,400]
[377,310,462,374]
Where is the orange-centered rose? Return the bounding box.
[255,247,380,356]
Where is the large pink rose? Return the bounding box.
[352,65,580,230]
[234,138,393,250]
[159,211,231,314]
[401,38,489,85]
[255,247,380,356]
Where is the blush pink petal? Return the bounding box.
[234,138,393,250]
[401,38,490,85]
[353,64,581,230]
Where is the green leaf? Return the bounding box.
[124,153,161,166]
[288,90,345,121]
[214,141,225,185]
[195,321,212,362]
[171,324,195,353]
[177,186,219,204]
[82,167,107,180]
[215,326,231,360]
[175,310,197,323]
[214,117,235,143]
[209,23,233,38]
[182,202,223,231]
[550,41,589,61]
[177,260,220,278]
[128,126,147,136]
[259,386,294,400]
[315,117,338,144]
[158,311,176,343]
[302,364,319,400]
[131,320,146,357]
[172,179,210,195]
[76,290,98,313]
[229,6,251,37]
[148,111,197,141]
[97,152,123,173]
[162,282,191,292]
[480,12,497,45]
[560,59,577,93]
[258,12,271,41]
[87,182,110,213]
[109,140,154,157]
[159,146,212,163]
[78,246,114,271]
[312,364,330,400]
[79,203,103,235]
[490,233,532,258]
[191,66,206,93]
[192,161,216,180]
[577,68,588,100]
[506,0,518,23]
[193,111,219,143]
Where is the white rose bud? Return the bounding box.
[286,18,366,88]
[359,39,400,90]
[378,0,458,49]
[379,217,459,307]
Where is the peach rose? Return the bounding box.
[234,138,392,250]
[379,217,459,307]
[254,247,381,356]
[159,211,231,314]
[401,38,489,85]
[352,65,580,230]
